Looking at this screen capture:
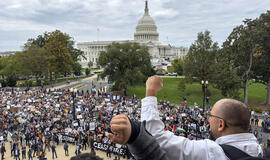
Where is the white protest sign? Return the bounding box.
[77,115,82,119]
[191,123,196,129]
[90,122,95,131]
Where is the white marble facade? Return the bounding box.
[78,1,188,68]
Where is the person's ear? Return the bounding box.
[217,119,226,132]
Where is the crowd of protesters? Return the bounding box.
[0,86,269,160]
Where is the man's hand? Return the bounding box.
[146,76,163,97]
[108,114,131,145]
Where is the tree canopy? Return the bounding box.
[184,30,219,82]
[98,42,154,93]
[0,30,84,86]
[171,58,184,75]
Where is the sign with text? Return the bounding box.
[61,134,75,143]
[92,141,127,156]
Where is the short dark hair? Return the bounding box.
[70,153,103,160]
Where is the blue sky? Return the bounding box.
[0,0,269,51]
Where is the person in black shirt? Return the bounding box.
[51,144,57,159]
[22,145,26,159]
[64,142,69,156]
[1,144,6,160]
[28,149,33,160]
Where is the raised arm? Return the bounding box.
[141,76,224,160]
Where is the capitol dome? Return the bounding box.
[134,1,159,42]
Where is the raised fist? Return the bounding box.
[146,76,163,97]
[108,114,131,145]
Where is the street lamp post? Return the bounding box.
[201,80,208,111]
[70,88,77,120]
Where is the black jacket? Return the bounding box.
[127,121,169,160]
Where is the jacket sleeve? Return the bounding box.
[141,96,227,160]
[127,121,169,160]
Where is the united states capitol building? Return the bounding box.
[78,1,188,68]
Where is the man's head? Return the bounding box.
[208,98,250,140]
[70,153,103,160]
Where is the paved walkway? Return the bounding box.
[2,142,127,160]
[46,75,98,91]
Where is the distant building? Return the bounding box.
[78,1,188,68]
[0,51,15,57]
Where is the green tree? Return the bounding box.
[88,61,93,69]
[24,45,48,80]
[25,34,48,48]
[25,30,84,79]
[98,42,153,95]
[67,41,85,76]
[178,79,186,96]
[156,68,166,73]
[0,55,19,87]
[184,30,219,82]
[44,30,73,79]
[171,58,184,75]
[251,11,270,106]
[222,19,260,104]
[167,66,174,73]
[213,49,241,98]
[72,62,82,76]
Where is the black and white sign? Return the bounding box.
[92,141,127,156]
[61,134,75,143]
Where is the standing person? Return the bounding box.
[75,142,81,155]
[37,142,43,157]
[58,134,62,144]
[106,143,111,158]
[82,136,87,151]
[25,133,29,146]
[255,117,259,126]
[109,76,263,160]
[10,141,14,157]
[51,144,57,159]
[32,143,37,157]
[27,149,33,160]
[44,139,50,152]
[14,147,20,160]
[64,142,69,156]
[22,145,26,159]
[0,144,5,160]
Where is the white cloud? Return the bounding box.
[0,0,270,51]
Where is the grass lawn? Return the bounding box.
[127,78,267,108]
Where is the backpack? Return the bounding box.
[220,144,266,160]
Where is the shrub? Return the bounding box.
[36,79,42,86]
[85,68,90,76]
[6,75,17,87]
[23,80,33,87]
[0,79,7,87]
